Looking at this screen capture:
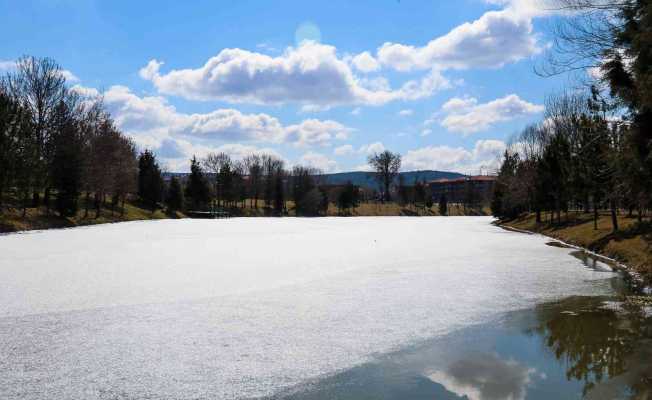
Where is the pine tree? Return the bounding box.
[138,150,163,212]
[185,156,210,210]
[166,176,184,212]
[439,194,448,216]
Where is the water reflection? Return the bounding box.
[269,295,652,399]
[569,250,614,272]
[427,352,534,400]
[530,296,652,399]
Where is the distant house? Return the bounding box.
[428,175,496,205]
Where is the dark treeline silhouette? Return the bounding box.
[493,0,652,232]
[0,56,138,218]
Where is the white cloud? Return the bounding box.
[284,119,352,148]
[60,70,79,83]
[350,51,380,73]
[139,41,450,106]
[441,97,478,113]
[159,139,283,172]
[76,85,352,154]
[358,141,386,155]
[350,107,361,116]
[398,109,414,116]
[0,60,15,72]
[298,152,338,172]
[0,60,78,83]
[377,8,541,71]
[333,144,355,156]
[484,0,555,18]
[439,94,543,135]
[71,84,100,97]
[353,163,374,172]
[402,139,506,174]
[421,129,432,137]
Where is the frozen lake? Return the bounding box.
[0,217,620,399]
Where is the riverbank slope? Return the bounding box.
[500,212,652,283]
[0,201,489,233]
[0,201,183,233]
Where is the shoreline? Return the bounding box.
[0,202,490,234]
[497,218,652,294]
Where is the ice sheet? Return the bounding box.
[0,217,618,399]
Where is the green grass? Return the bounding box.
[501,212,652,281]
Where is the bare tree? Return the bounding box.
[202,152,231,207]
[368,150,401,202]
[4,56,69,208]
[243,154,262,208]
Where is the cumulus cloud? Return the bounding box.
[298,152,338,172]
[439,94,543,135]
[358,141,386,155]
[160,140,283,172]
[139,41,450,106]
[60,70,80,83]
[398,109,414,116]
[333,144,355,156]
[284,119,352,147]
[0,60,15,72]
[93,85,351,148]
[0,60,78,83]
[377,8,542,71]
[402,139,506,174]
[350,51,380,73]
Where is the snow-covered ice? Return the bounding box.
[0,217,618,399]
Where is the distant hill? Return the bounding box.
[163,170,465,190]
[319,170,465,189]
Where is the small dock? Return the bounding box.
[186,210,231,219]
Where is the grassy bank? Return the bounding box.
[500,212,652,283]
[1,198,490,233]
[211,201,489,218]
[0,200,183,233]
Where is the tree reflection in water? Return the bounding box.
[529,296,652,398]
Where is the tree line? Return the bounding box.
[0,55,462,220]
[0,56,373,219]
[492,0,652,232]
[136,150,368,217]
[0,56,137,218]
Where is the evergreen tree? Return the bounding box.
[138,150,164,212]
[185,156,210,209]
[439,194,448,216]
[50,101,83,217]
[166,176,184,212]
[336,182,360,214]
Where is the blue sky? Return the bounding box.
[0,0,574,173]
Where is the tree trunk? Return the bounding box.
[95,193,101,219]
[22,192,28,218]
[594,205,598,230]
[535,209,541,224]
[44,187,51,215]
[84,192,90,218]
[610,198,618,233]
